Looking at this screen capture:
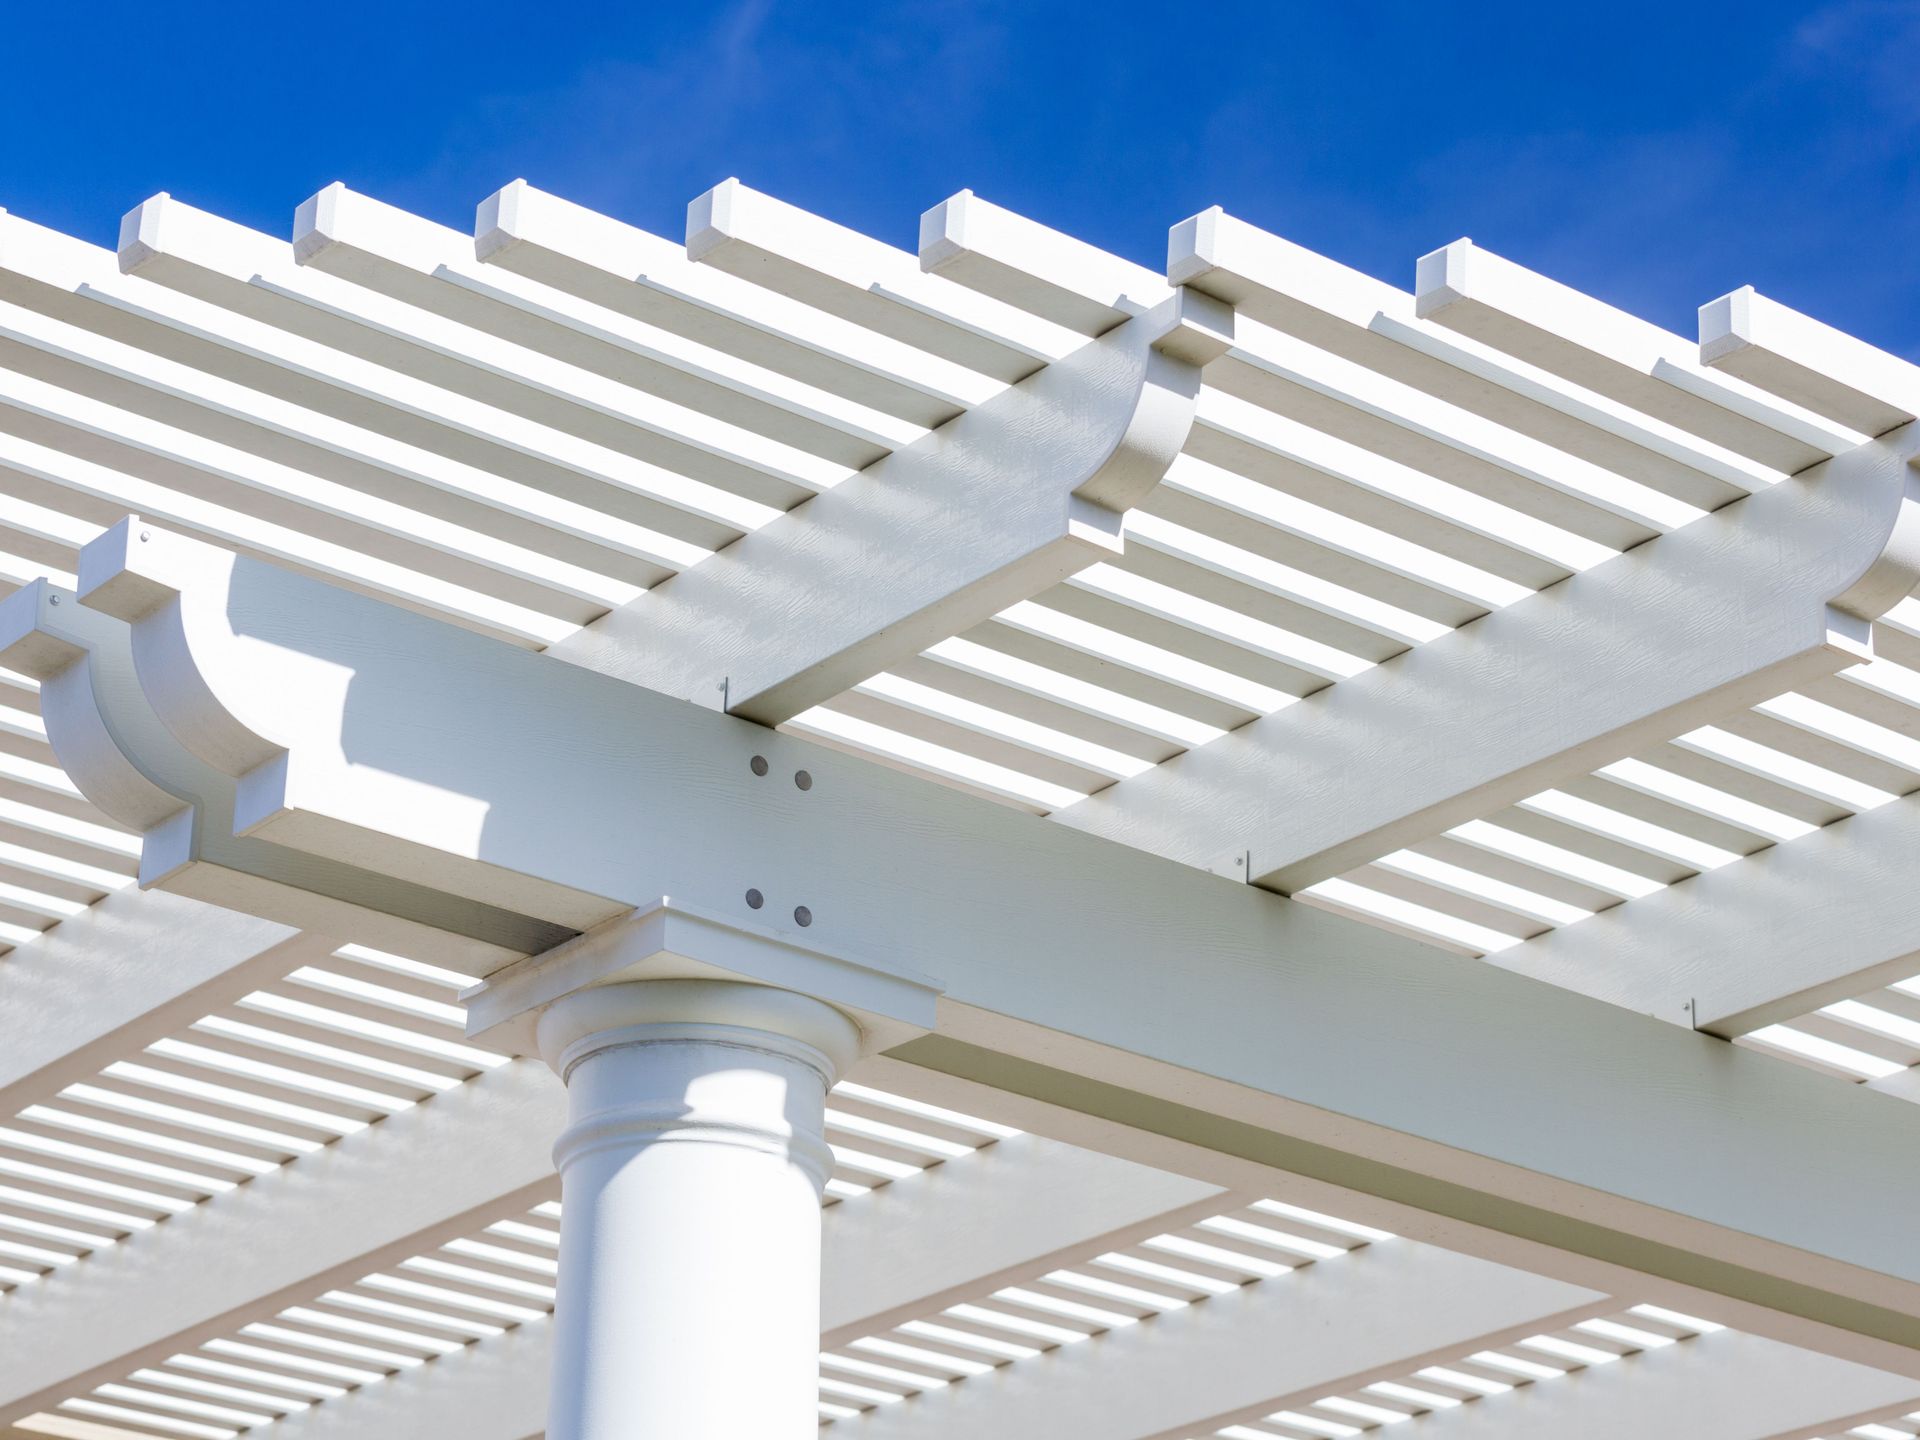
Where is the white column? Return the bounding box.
[535,979,861,1440]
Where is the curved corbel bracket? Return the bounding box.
[79,524,284,778]
[72,518,630,939]
[1069,289,1233,513]
[1,562,567,971]
[548,285,1233,724]
[49,523,995,996]
[1692,286,1920,640]
[0,578,195,837]
[1826,450,1920,632]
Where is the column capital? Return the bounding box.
[535,979,863,1085]
[538,978,857,1191]
[461,897,943,1059]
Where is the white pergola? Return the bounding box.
[0,174,1916,1439]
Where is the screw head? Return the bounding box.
[794,770,812,791]
[745,888,764,910]
[749,755,769,777]
[47,594,59,605]
[793,905,812,927]
[139,530,152,542]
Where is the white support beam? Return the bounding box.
[685,179,1081,384]
[473,180,997,430]
[129,186,862,510]
[918,190,1171,335]
[0,575,555,971]
[1168,205,1417,351]
[0,202,660,646]
[1701,286,1920,439]
[0,1059,564,1426]
[23,520,1920,1366]
[284,183,912,498]
[0,1067,1218,1435]
[254,1317,551,1440]
[0,886,320,1114]
[855,1051,1920,1382]
[1414,1329,1920,1440]
[257,1133,1223,1440]
[1767,1402,1920,1440]
[1495,795,1920,1037]
[260,1317,550,1440]
[815,1131,1224,1347]
[847,1242,1605,1440]
[258,1171,1604,1440]
[1055,420,1920,891]
[1412,239,1864,471]
[1168,208,1791,504]
[549,284,1229,724]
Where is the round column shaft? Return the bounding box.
[536,979,861,1440]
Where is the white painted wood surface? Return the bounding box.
[1057,419,1920,891]
[1498,794,1920,1035]
[0,1079,1214,1434]
[264,1235,1607,1440]
[0,887,314,1113]
[1414,1329,1920,1440]
[0,1060,562,1426]
[850,1241,1606,1440]
[535,982,860,1440]
[2,176,1919,1438]
[550,288,1228,724]
[23,520,1920,1364]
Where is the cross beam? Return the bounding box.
[0,885,321,1115]
[1416,1330,1920,1440]
[851,1241,1606,1440]
[0,1050,1212,1428]
[550,284,1229,724]
[266,1233,1606,1440]
[0,1060,560,1426]
[1501,793,1920,1036]
[1056,416,1920,889]
[11,520,1920,1370]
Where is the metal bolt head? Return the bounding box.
[749,755,769,777]
[745,888,764,910]
[139,530,152,542]
[794,770,812,791]
[47,594,59,605]
[793,905,812,927]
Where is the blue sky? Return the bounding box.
[3,1,1915,354]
